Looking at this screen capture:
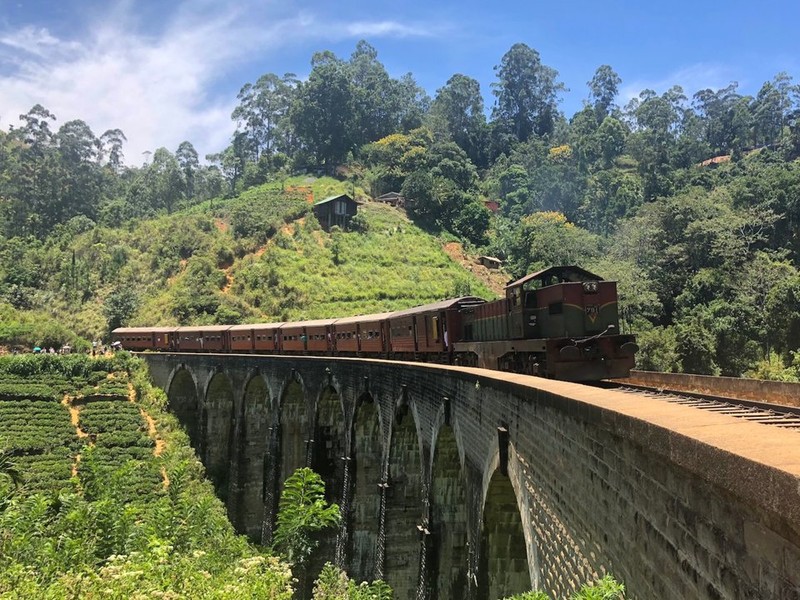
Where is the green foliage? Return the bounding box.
[273,467,340,566]
[313,563,393,600]
[494,211,599,278]
[501,591,551,600]
[103,284,138,332]
[0,355,296,598]
[572,575,625,600]
[500,574,625,600]
[744,352,800,382]
[634,326,681,372]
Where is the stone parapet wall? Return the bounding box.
[627,369,800,407]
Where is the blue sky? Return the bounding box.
[1,0,798,162]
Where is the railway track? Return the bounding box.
[600,381,800,430]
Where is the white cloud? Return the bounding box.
[0,1,441,164]
[620,63,738,105]
[343,20,438,38]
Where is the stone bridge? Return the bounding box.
[141,353,800,600]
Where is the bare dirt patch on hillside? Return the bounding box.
[442,242,508,297]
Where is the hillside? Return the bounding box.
[0,178,497,349]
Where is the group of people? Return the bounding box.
[31,346,63,354]
[25,339,123,356]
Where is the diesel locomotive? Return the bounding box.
[112,265,638,381]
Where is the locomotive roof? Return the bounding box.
[505,265,603,289]
[389,296,486,319]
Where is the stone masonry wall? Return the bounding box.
[143,354,800,600]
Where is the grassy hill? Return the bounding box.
[0,177,499,348]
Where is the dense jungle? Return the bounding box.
[1,41,799,379]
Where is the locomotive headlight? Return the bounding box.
[583,281,599,294]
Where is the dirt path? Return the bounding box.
[442,242,508,297]
[128,384,167,457]
[63,394,88,478]
[141,409,167,457]
[63,395,89,439]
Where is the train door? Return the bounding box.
[506,284,525,339]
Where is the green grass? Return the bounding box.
[1,176,497,342]
[230,202,496,320]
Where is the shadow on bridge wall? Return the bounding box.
[146,353,800,600]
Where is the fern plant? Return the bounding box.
[272,467,340,567]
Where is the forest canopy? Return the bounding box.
[1,40,800,379]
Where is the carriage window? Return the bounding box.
[431,316,439,342]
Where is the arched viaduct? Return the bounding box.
[141,353,800,600]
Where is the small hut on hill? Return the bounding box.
[312,194,359,230]
[374,191,405,207]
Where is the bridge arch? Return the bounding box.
[235,371,272,539]
[278,371,309,492]
[306,383,347,579]
[477,449,533,599]
[203,371,236,511]
[166,367,201,449]
[384,399,425,599]
[311,384,346,504]
[429,414,468,600]
[349,391,384,583]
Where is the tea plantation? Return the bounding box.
[0,353,297,598]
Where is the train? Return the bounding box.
[112,265,638,382]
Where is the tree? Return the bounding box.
[363,128,432,196]
[692,83,742,154]
[497,212,599,276]
[17,104,56,151]
[291,51,356,172]
[395,73,430,131]
[176,141,199,198]
[148,148,184,212]
[625,86,689,198]
[348,40,399,146]
[56,120,103,224]
[491,43,565,142]
[588,65,622,119]
[103,285,138,332]
[100,128,127,171]
[232,72,297,159]
[752,73,798,147]
[272,467,340,590]
[429,74,487,166]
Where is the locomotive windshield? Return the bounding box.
[505,265,604,298]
